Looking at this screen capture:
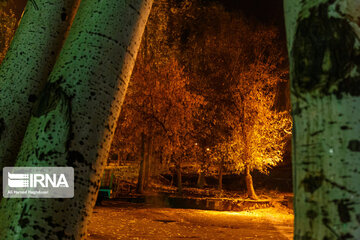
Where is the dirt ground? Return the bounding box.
[87,201,293,240]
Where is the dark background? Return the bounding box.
[12,0,285,24]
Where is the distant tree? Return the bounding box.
[177,4,291,198]
[210,141,232,191]
[229,59,292,199]
[210,63,291,199]
[112,55,204,193]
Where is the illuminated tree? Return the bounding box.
[178,5,291,198]
[0,0,153,238]
[207,59,292,199]
[113,55,204,193]
[0,0,80,171]
[285,0,360,239]
[228,59,291,199]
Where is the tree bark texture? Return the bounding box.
[285,0,360,239]
[0,0,153,239]
[0,0,80,172]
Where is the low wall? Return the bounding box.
[102,164,139,187]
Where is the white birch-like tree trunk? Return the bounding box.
[0,0,153,239]
[0,0,80,170]
[285,0,360,239]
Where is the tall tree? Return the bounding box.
[181,7,291,199]
[285,0,360,239]
[113,56,203,192]
[0,0,80,172]
[0,0,153,238]
[229,61,291,199]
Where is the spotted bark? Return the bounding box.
[285,0,360,239]
[0,0,153,239]
[0,0,80,171]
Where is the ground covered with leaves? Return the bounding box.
[88,201,293,240]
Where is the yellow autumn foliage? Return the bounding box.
[0,5,17,63]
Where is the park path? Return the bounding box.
[88,201,293,240]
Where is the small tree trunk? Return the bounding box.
[176,162,182,193]
[197,170,206,189]
[144,136,152,189]
[245,166,258,200]
[153,150,159,182]
[218,161,223,191]
[137,133,146,194]
[170,173,174,186]
[137,158,145,194]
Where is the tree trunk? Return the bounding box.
[245,166,258,200]
[197,170,206,189]
[218,161,223,191]
[170,173,174,186]
[176,162,182,193]
[0,0,153,238]
[285,1,360,239]
[137,133,146,194]
[153,150,160,182]
[0,0,80,173]
[144,135,151,189]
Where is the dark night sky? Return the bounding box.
[12,0,286,44]
[214,0,283,18]
[210,0,286,37]
[14,0,285,24]
[198,0,284,25]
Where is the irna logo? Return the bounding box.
[3,167,74,198]
[8,172,69,188]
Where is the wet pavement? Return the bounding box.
[88,201,293,240]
